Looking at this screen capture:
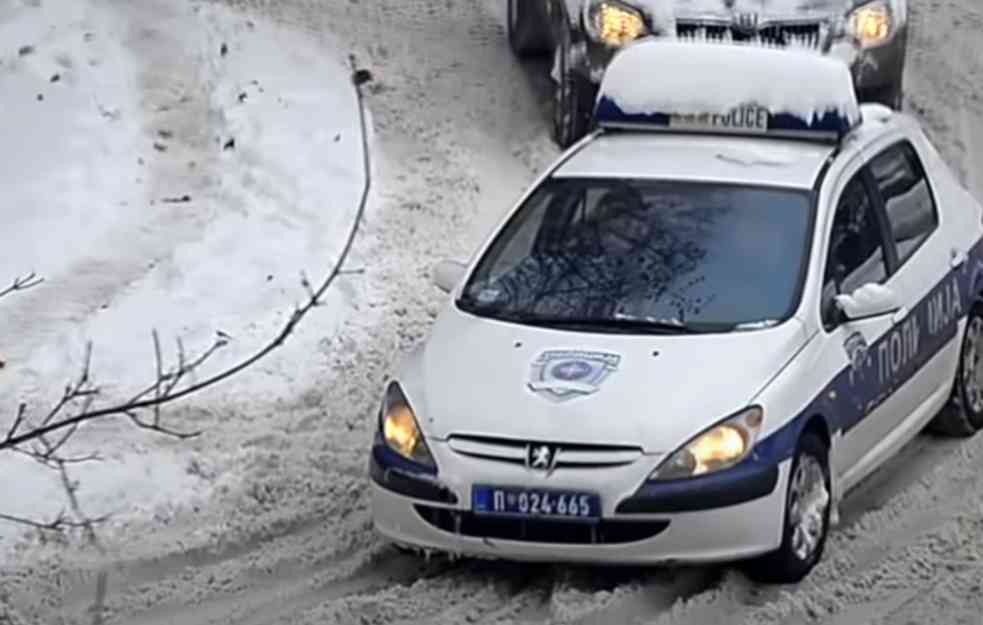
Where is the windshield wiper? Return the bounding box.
[457,301,732,334]
[502,315,712,334]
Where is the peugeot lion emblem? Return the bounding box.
[527,349,621,402]
[526,443,559,473]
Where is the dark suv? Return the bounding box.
[507,0,908,147]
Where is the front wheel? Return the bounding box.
[745,432,831,584]
[552,42,596,148]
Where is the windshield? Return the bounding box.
[457,177,814,333]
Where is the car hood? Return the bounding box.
[404,308,809,454]
[636,0,848,21]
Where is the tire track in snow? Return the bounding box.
[0,0,225,405]
[123,549,461,625]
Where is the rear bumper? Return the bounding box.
[370,440,791,565]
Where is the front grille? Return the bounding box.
[676,21,823,48]
[414,505,669,545]
[447,434,643,469]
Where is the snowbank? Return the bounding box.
[0,0,365,547]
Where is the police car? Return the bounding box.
[370,40,983,582]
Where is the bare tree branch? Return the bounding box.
[6,403,27,441]
[0,510,91,532]
[0,272,43,299]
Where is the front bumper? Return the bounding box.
[571,30,906,96]
[370,440,791,565]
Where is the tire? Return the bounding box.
[745,431,831,584]
[552,37,596,149]
[507,0,551,58]
[929,304,983,437]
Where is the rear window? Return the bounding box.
[869,141,939,264]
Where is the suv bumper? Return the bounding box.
[569,31,907,101]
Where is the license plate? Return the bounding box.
[669,105,769,133]
[472,485,601,520]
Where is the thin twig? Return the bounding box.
[0,272,44,299]
[0,510,83,531]
[6,403,27,440]
[152,330,163,427]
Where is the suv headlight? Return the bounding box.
[378,382,436,468]
[584,1,648,47]
[845,1,896,49]
[649,406,764,481]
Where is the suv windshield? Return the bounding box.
[457,178,814,333]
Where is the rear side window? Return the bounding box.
[869,142,939,264]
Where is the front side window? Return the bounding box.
[869,141,938,264]
[821,171,888,324]
[457,177,814,333]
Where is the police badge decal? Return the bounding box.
[527,349,621,401]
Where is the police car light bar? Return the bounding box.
[594,39,862,142]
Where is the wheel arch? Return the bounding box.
[801,413,832,451]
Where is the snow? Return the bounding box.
[599,38,861,123]
[0,0,365,547]
[3,0,983,623]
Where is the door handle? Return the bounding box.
[951,249,968,268]
[892,306,909,325]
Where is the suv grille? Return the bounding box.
[414,505,669,545]
[447,434,643,469]
[676,21,823,48]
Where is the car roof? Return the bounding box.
[552,132,837,190]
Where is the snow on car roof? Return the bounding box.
[595,39,861,137]
[553,132,835,189]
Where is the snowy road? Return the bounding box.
[4,0,983,623]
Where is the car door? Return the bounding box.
[817,161,900,479]
[860,138,957,436]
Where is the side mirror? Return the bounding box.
[833,282,902,321]
[431,259,467,294]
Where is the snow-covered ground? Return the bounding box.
[0,0,368,546]
[2,0,983,624]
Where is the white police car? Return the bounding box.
[370,40,983,582]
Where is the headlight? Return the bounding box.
[379,382,435,467]
[846,1,895,48]
[649,406,764,481]
[585,1,647,47]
